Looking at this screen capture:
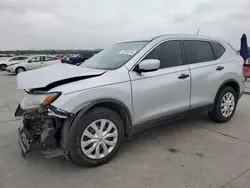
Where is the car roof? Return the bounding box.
[28,55,53,58]
[151,34,225,43]
[10,55,29,58]
[118,34,226,45]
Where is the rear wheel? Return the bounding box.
[209,87,237,123]
[68,107,124,167]
[16,67,26,74]
[0,64,7,71]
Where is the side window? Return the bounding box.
[144,40,182,68]
[211,42,225,59]
[28,57,42,63]
[183,41,215,64]
[43,56,54,61]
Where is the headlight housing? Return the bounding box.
[20,92,61,110]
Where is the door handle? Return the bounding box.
[178,74,189,79]
[216,66,224,71]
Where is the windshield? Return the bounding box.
[80,41,148,70]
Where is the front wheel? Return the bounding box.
[68,107,124,167]
[209,87,237,123]
[0,64,7,71]
[16,67,26,74]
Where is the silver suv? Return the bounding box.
[16,34,245,167]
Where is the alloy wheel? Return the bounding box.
[81,119,118,159]
[220,92,235,117]
[17,68,24,73]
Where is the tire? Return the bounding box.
[209,87,238,123]
[68,107,124,167]
[15,67,26,74]
[0,64,7,71]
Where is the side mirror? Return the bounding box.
[134,59,160,72]
[28,60,32,63]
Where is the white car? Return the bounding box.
[0,56,29,71]
[6,55,61,74]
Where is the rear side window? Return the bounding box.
[211,42,225,59]
[144,40,182,68]
[183,40,215,64]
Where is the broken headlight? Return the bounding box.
[20,92,61,110]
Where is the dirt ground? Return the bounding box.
[1,71,250,188]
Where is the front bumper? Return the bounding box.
[6,67,15,73]
[15,104,73,158]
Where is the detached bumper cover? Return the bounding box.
[18,127,31,157]
[15,105,24,117]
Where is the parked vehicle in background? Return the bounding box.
[61,54,72,63]
[53,55,63,60]
[6,55,61,74]
[67,53,94,65]
[0,56,29,71]
[15,34,244,167]
[0,54,14,58]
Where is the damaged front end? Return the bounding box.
[15,92,74,158]
[15,64,106,160]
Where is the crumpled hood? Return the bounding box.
[17,63,105,89]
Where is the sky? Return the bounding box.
[0,0,249,50]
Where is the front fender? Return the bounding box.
[51,82,133,117]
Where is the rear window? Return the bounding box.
[183,40,215,64]
[11,57,27,61]
[19,56,28,60]
[211,42,226,59]
[11,57,20,61]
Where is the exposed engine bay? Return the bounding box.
[16,104,73,158]
[15,64,107,159]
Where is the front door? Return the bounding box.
[129,40,191,126]
[26,56,43,70]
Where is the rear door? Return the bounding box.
[130,40,191,125]
[42,56,58,67]
[183,40,226,108]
